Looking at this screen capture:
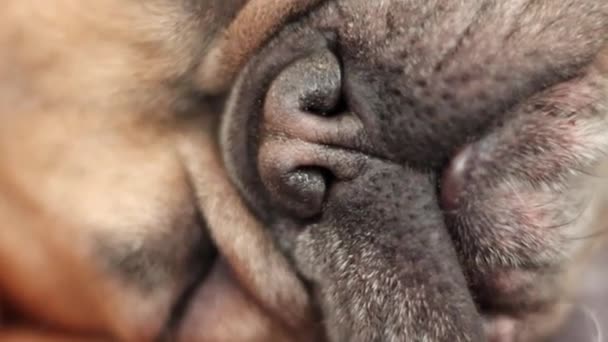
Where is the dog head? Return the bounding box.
[1,1,608,341]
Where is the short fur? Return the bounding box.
[0,0,315,340]
[221,1,608,341]
[1,0,608,341]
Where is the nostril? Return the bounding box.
[258,139,361,219]
[302,90,348,117]
[280,167,332,219]
[263,50,366,150]
[440,145,473,212]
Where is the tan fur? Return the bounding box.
[0,169,125,340]
[2,0,605,340]
[175,121,312,332]
[196,0,324,94]
[0,0,318,340]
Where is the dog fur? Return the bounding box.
[1,0,608,341]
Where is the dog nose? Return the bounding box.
[258,51,367,218]
[440,145,473,211]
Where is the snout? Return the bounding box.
[221,35,485,340]
[259,51,366,218]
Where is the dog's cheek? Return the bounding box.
[439,47,608,340]
[0,180,115,337]
[0,113,211,339]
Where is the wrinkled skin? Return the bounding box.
[0,0,607,341]
[222,1,608,341]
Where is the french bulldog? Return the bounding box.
[1,1,607,341]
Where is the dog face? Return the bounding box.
[0,1,308,341]
[1,1,607,341]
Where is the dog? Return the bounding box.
[1,0,607,341]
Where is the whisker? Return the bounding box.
[543,196,593,231]
[570,166,608,179]
[565,228,608,242]
[581,305,603,342]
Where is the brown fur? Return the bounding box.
[196,0,324,94]
[0,0,318,340]
[1,0,607,341]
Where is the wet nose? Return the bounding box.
[258,51,367,218]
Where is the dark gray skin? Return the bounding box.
[221,1,608,341]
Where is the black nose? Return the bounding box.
[258,51,367,218]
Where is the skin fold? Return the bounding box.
[0,0,607,341]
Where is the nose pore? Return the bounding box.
[258,51,365,218]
